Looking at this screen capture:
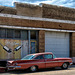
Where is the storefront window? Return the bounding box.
[0,28,6,38]
[21,30,28,40]
[0,28,38,41]
[14,30,21,39]
[30,31,36,40]
[7,29,13,38]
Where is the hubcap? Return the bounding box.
[63,63,67,68]
[31,66,36,71]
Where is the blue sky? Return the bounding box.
[0,0,75,8]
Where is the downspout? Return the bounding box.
[28,30,30,54]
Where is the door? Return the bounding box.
[21,40,28,58]
[45,31,69,57]
[34,55,45,69]
[44,54,58,68]
[30,40,37,54]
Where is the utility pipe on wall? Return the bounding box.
[28,30,30,54]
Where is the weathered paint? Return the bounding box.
[21,40,28,58]
[0,39,6,59]
[30,40,37,54]
[0,39,37,60]
[14,40,21,59]
[0,39,21,60]
[5,39,14,59]
[0,13,75,24]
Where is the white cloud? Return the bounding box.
[0,0,15,6]
[0,0,75,8]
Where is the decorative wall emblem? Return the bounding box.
[0,42,22,53]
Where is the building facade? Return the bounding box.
[0,2,75,62]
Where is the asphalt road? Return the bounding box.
[0,65,75,75]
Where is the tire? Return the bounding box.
[30,66,37,72]
[61,63,68,69]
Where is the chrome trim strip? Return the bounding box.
[8,66,21,68]
[19,60,72,65]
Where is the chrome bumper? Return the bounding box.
[70,63,73,65]
[7,66,21,70]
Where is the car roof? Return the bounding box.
[29,52,53,56]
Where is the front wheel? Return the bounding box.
[30,66,37,72]
[61,63,68,69]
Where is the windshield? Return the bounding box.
[21,55,35,60]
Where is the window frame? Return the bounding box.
[44,54,53,59]
[0,28,6,39]
[14,29,21,39]
[30,30,38,40]
[0,28,28,40]
[6,29,14,39]
[21,30,28,40]
[34,55,44,60]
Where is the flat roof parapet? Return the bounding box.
[15,2,41,9]
[15,2,42,17]
[0,5,17,15]
[0,2,75,21]
[42,3,75,14]
[42,3,75,21]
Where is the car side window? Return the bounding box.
[44,54,52,59]
[34,55,43,59]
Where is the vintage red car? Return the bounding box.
[7,52,72,72]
